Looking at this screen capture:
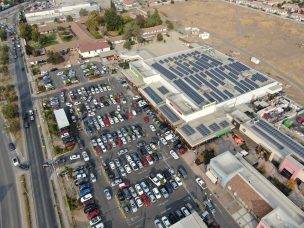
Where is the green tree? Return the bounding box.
[85,11,103,38]
[66,15,73,22]
[123,40,132,50]
[135,15,146,28]
[19,23,32,41]
[46,51,64,64]
[104,8,124,31]
[38,34,48,46]
[0,29,7,41]
[79,8,89,17]
[123,21,142,40]
[2,103,19,119]
[145,9,162,28]
[165,20,174,30]
[156,33,163,41]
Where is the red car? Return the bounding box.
[87,209,101,220]
[178,147,187,154]
[143,117,150,123]
[140,157,149,167]
[140,194,151,207]
[118,182,130,190]
[115,138,123,147]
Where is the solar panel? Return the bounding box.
[184,77,200,90]
[151,63,177,80]
[173,79,205,105]
[143,87,163,104]
[159,105,180,123]
[181,124,195,136]
[252,125,284,150]
[223,90,234,98]
[219,120,229,128]
[158,86,169,94]
[203,93,216,103]
[209,123,221,132]
[196,124,211,136]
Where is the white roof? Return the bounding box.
[53,109,69,129]
[170,212,207,228]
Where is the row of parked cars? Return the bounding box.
[155,203,195,228]
[80,62,107,78]
[73,165,104,228]
[68,83,112,102]
[112,167,187,215]
[91,125,144,154]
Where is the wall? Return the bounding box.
[279,157,304,182]
[79,47,110,58]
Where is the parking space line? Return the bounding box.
[160,207,172,215]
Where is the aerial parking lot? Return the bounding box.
[43,73,221,228]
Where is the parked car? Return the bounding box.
[80,193,93,203]
[195,177,207,190]
[70,153,81,160]
[161,216,171,227]
[82,151,90,162]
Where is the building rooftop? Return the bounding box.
[229,174,273,219]
[143,46,276,107]
[244,118,304,161]
[170,211,207,228]
[79,41,110,53]
[54,109,69,129]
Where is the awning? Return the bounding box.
[215,128,231,137]
[206,170,217,184]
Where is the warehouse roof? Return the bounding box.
[170,212,207,228]
[54,109,69,129]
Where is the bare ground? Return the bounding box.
[157,0,304,105]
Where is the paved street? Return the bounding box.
[0,119,22,228]
[11,14,58,228]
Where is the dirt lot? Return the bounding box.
[157,0,304,105]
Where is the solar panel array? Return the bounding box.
[255,120,304,156]
[150,48,271,106]
[219,120,229,128]
[181,125,196,136]
[143,87,163,104]
[158,86,169,95]
[159,105,180,123]
[196,124,211,136]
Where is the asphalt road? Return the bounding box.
[0,120,22,228]
[11,16,58,228]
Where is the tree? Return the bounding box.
[79,8,89,17]
[2,103,19,119]
[135,15,146,28]
[19,23,32,41]
[46,51,64,64]
[156,33,163,41]
[54,18,60,23]
[85,11,103,38]
[123,40,132,50]
[286,179,296,190]
[66,15,73,22]
[165,20,174,30]
[104,8,124,31]
[38,34,48,46]
[203,150,215,165]
[145,9,162,28]
[0,29,7,41]
[123,21,142,40]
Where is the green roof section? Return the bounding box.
[216,128,231,137]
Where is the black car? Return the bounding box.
[162,169,172,180]
[168,213,179,224]
[83,199,95,207]
[84,204,98,214]
[117,190,125,201]
[177,167,188,178]
[164,182,173,194]
[175,209,185,220]
[8,143,16,151]
[151,153,160,161]
[19,164,30,170]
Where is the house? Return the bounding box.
[142,25,167,39]
[107,35,125,45]
[122,0,135,8]
[78,41,111,58]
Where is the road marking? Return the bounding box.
[127,217,144,226]
[157,200,169,207]
[160,207,172,214]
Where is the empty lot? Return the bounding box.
[158,0,304,105]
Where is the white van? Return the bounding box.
[131,110,137,116]
[165,134,173,141]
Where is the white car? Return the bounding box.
[135,184,144,195]
[57,71,63,76]
[170,150,179,160]
[149,124,156,132]
[156,173,166,184]
[89,216,102,226]
[124,164,132,174]
[109,161,116,170]
[70,154,81,160]
[161,216,171,227]
[150,176,161,187]
[12,157,20,166]
[80,193,92,203]
[152,187,162,199]
[175,176,183,186]
[195,177,207,190]
[66,102,73,108]
[130,199,138,213]
[104,188,112,200]
[82,151,90,162]
[140,181,150,193]
[160,138,167,145]
[135,196,143,208]
[90,173,96,183]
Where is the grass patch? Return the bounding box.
[20,175,33,228]
[31,33,58,49]
[51,180,65,228]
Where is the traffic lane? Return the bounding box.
[0,128,22,228]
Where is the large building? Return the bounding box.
[209,151,304,227]
[25,0,99,24]
[124,46,282,148]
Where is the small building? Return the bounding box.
[199,32,210,40]
[170,211,207,228]
[142,25,167,39]
[53,109,69,131]
[79,41,111,58]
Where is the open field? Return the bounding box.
[157,0,304,105]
